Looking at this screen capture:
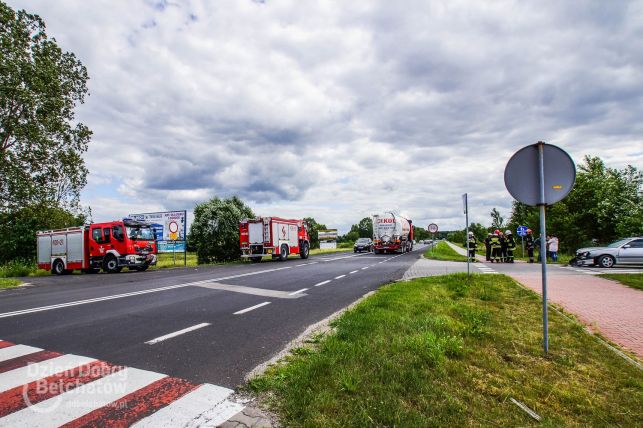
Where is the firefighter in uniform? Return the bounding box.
[465,231,477,262]
[499,231,507,262]
[525,229,535,263]
[505,230,516,263]
[489,230,501,263]
[484,233,492,261]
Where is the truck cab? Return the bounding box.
[88,219,157,272]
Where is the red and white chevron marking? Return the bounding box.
[0,339,244,427]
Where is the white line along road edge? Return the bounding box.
[145,323,211,345]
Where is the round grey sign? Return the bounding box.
[504,142,575,206]
[427,223,438,233]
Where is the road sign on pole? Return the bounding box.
[462,193,470,276]
[517,225,528,236]
[427,224,438,255]
[504,142,575,354]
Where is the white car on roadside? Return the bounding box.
[574,237,643,268]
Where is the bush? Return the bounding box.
[189,196,254,263]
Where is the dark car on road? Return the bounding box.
[354,238,373,253]
[575,237,643,268]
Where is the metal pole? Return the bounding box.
[521,236,524,258]
[465,193,470,276]
[537,142,549,354]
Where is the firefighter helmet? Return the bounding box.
[505,230,512,235]
[527,229,532,234]
[494,229,500,235]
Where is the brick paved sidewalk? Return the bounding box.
[510,272,643,359]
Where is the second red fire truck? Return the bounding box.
[240,217,310,262]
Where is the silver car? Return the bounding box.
[575,237,643,268]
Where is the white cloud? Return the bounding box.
[8,0,643,232]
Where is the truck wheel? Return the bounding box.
[103,255,122,273]
[52,259,66,275]
[597,255,615,268]
[299,242,309,259]
[250,256,262,263]
[279,245,289,261]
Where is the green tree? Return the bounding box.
[189,196,254,263]
[0,203,87,263]
[490,208,505,230]
[508,156,642,253]
[1,2,91,211]
[303,217,327,249]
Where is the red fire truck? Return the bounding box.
[37,219,157,275]
[240,217,310,262]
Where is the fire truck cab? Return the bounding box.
[240,217,310,262]
[37,219,157,275]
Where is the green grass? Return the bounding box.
[0,278,23,289]
[423,241,468,262]
[248,274,642,427]
[0,260,47,278]
[599,273,643,291]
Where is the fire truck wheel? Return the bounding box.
[250,256,262,263]
[103,255,122,273]
[299,242,309,259]
[279,245,289,261]
[52,259,66,275]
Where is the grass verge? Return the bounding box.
[248,273,642,427]
[0,278,23,289]
[599,273,643,291]
[423,241,468,262]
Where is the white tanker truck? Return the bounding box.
[372,212,414,254]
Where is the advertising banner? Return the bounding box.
[129,211,187,254]
[318,229,338,241]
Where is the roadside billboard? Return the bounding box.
[318,229,338,250]
[129,211,187,255]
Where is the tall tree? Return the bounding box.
[490,208,504,230]
[303,217,327,249]
[0,2,91,211]
[507,156,642,252]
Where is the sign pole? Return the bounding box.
[464,193,470,276]
[183,210,187,266]
[537,142,549,354]
[521,236,525,258]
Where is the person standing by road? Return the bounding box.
[465,231,477,262]
[525,229,535,263]
[499,231,508,262]
[505,230,516,263]
[484,233,492,261]
[548,235,559,262]
[490,230,501,263]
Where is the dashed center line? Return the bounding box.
[145,323,211,345]
[233,301,271,315]
[288,288,308,296]
[361,267,369,270]
[334,274,346,280]
[314,280,331,287]
[349,270,358,274]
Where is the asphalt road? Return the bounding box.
[0,246,428,388]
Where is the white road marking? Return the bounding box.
[334,275,346,280]
[195,282,304,299]
[361,267,369,270]
[349,270,358,274]
[0,344,42,362]
[132,384,243,428]
[296,264,307,267]
[0,265,296,319]
[314,280,331,287]
[288,288,308,296]
[0,354,96,393]
[1,367,166,427]
[233,301,271,315]
[145,323,211,345]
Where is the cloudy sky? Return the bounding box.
[8,0,643,233]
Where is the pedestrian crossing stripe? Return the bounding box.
[0,340,244,426]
